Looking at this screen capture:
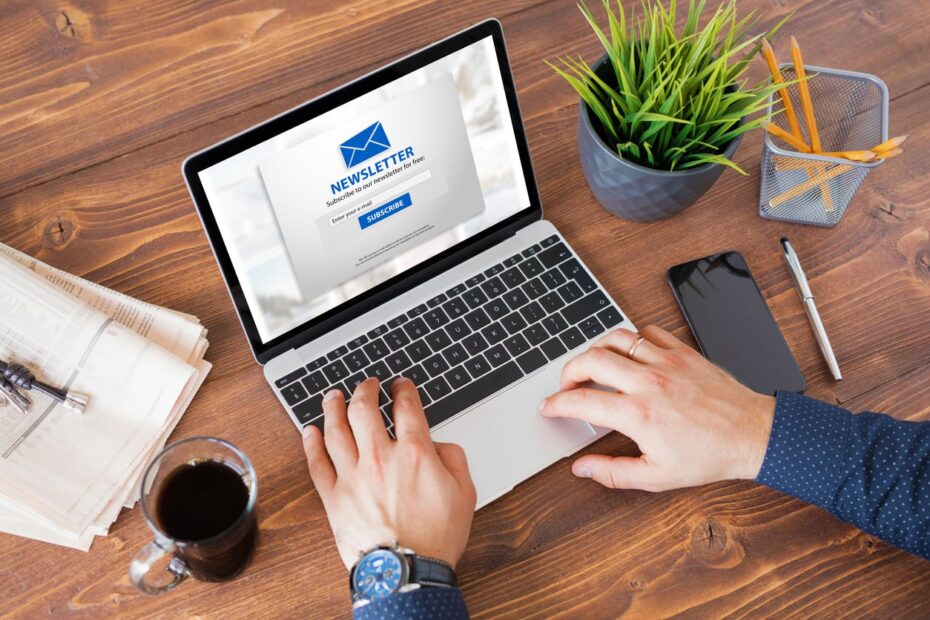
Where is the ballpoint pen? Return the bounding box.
[0,360,88,414]
[781,238,842,381]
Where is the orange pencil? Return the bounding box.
[764,122,812,153]
[791,36,821,152]
[761,39,805,144]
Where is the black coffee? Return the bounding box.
[155,461,257,581]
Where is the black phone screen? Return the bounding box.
[667,251,805,395]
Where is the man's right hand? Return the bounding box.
[540,326,776,492]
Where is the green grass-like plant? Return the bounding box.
[548,0,789,173]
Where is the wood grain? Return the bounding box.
[1,0,928,617]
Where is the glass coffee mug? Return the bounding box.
[130,437,258,594]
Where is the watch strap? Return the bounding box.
[408,555,457,588]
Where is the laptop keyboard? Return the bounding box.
[274,235,624,436]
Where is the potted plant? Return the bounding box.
[549,0,788,222]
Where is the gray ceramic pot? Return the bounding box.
[577,57,743,222]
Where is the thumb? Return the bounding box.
[572,454,661,492]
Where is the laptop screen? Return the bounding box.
[197,35,531,345]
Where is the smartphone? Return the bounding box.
[667,251,805,395]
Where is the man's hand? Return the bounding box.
[540,326,776,492]
[301,377,476,570]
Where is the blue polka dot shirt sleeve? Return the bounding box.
[353,588,469,620]
[757,390,930,560]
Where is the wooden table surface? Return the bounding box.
[2,0,929,617]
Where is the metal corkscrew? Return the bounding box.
[0,360,88,415]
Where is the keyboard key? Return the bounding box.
[444,365,471,390]
[465,274,485,287]
[363,338,390,362]
[343,372,367,393]
[503,288,529,310]
[503,254,522,267]
[380,407,393,428]
[388,314,407,328]
[307,356,327,371]
[325,384,350,400]
[521,244,542,258]
[280,382,309,406]
[503,333,530,357]
[539,291,566,313]
[500,267,526,288]
[445,283,467,297]
[560,326,585,350]
[381,376,404,394]
[367,325,389,339]
[480,323,507,345]
[275,367,306,388]
[344,350,370,372]
[424,361,522,428]
[423,353,450,377]
[403,317,429,340]
[522,278,547,300]
[404,364,430,385]
[424,376,453,401]
[562,291,611,325]
[580,317,605,339]
[516,348,547,374]
[519,301,546,324]
[523,323,549,346]
[598,306,624,328]
[538,242,572,269]
[427,293,447,308]
[302,371,328,394]
[365,361,392,382]
[484,298,509,320]
[462,332,489,356]
[485,344,511,367]
[386,350,413,374]
[484,263,505,277]
[540,235,559,247]
[559,258,585,280]
[540,337,568,360]
[517,257,544,278]
[543,314,569,336]
[348,335,369,350]
[560,258,597,290]
[442,343,468,366]
[557,281,584,303]
[405,339,431,363]
[327,346,349,361]
[408,303,428,318]
[540,268,567,290]
[293,395,324,425]
[425,330,452,352]
[384,328,411,350]
[462,287,488,309]
[463,308,491,331]
[418,386,432,406]
[501,312,528,335]
[322,360,350,384]
[445,318,471,341]
[423,308,450,330]
[379,387,391,406]
[442,297,469,318]
[480,276,506,299]
[464,355,491,378]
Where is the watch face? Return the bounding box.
[353,549,405,600]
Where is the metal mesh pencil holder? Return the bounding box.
[759,64,888,227]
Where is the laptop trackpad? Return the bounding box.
[430,373,595,507]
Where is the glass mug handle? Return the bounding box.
[129,540,191,594]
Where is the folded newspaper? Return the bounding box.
[0,243,211,551]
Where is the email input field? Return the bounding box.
[328,169,433,227]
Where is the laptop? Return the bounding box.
[183,19,635,507]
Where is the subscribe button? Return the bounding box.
[358,193,413,230]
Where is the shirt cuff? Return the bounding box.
[755,390,852,507]
[354,587,469,620]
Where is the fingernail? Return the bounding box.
[323,389,342,402]
[538,398,547,414]
[301,425,312,438]
[394,376,410,385]
[574,464,592,478]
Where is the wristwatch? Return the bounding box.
[349,543,457,608]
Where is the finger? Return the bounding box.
[592,328,665,364]
[540,388,644,437]
[346,378,390,454]
[560,346,653,392]
[435,442,475,498]
[301,425,336,500]
[391,377,432,443]
[639,324,684,350]
[322,388,358,473]
[572,454,661,491]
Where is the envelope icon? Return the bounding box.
[340,121,391,168]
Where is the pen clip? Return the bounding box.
[781,238,814,300]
